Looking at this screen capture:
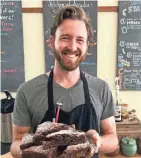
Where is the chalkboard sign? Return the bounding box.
[43,0,97,76]
[1,0,25,92]
[117,0,141,90]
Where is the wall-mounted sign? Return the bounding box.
[1,0,25,92]
[117,0,141,90]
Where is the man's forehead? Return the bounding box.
[60,33,86,38]
[56,19,88,38]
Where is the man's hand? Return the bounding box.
[86,117,118,154]
[86,130,102,149]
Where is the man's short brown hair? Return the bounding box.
[50,5,94,42]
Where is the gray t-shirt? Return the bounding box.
[13,72,116,131]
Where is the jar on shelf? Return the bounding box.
[121,103,128,119]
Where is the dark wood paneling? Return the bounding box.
[98,6,118,12]
[22,8,42,13]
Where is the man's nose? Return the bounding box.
[68,40,77,52]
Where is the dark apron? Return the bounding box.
[35,69,99,158]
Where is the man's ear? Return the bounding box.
[48,36,55,48]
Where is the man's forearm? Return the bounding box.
[99,133,118,154]
[10,140,22,158]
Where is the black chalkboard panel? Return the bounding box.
[117,0,141,90]
[1,1,25,92]
[43,0,97,76]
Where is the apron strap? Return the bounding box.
[80,71,99,133]
[80,71,91,104]
[48,69,56,119]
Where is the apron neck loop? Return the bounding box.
[48,69,91,112]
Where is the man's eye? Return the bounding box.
[77,39,84,43]
[61,37,68,40]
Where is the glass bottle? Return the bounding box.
[115,77,122,122]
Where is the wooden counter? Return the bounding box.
[100,153,141,158]
[1,152,12,158]
[1,152,141,158]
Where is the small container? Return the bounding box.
[120,137,137,157]
[122,103,128,119]
[1,113,13,143]
[1,90,14,143]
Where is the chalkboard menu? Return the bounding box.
[117,0,141,90]
[43,0,97,76]
[1,0,25,92]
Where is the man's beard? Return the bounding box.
[53,47,87,71]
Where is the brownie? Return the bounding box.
[21,145,58,158]
[43,130,88,149]
[58,142,97,158]
[33,122,74,144]
[33,133,46,144]
[35,122,74,135]
[20,133,34,150]
[20,122,98,158]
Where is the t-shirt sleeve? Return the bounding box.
[100,81,116,120]
[13,84,31,126]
